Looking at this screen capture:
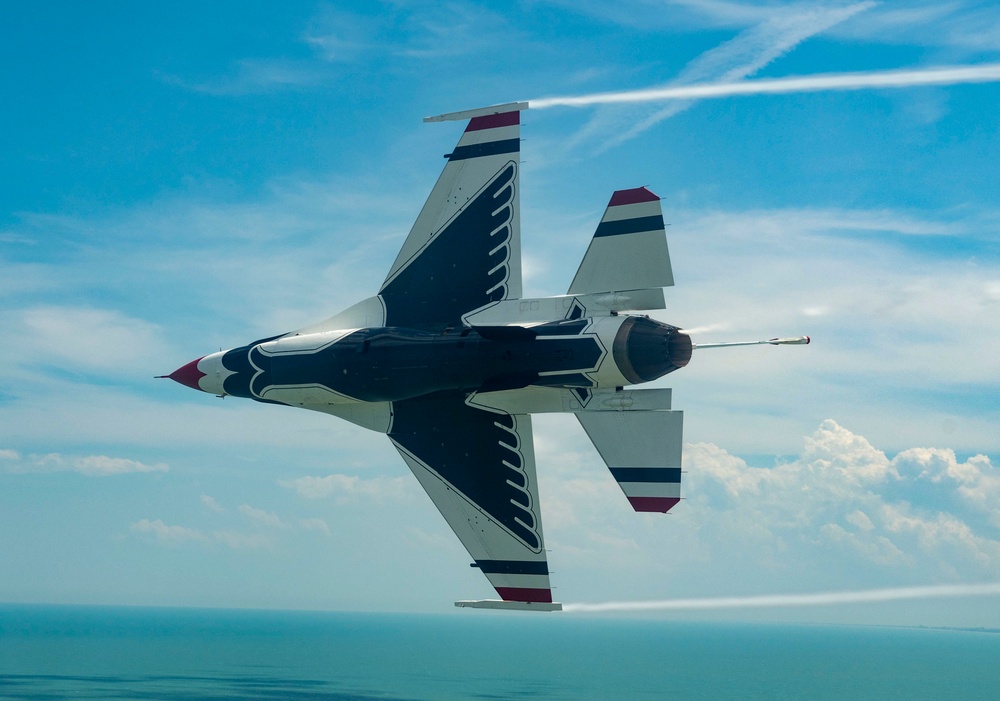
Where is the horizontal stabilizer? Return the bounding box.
[568,187,673,296]
[577,410,684,513]
[463,288,667,325]
[455,599,562,612]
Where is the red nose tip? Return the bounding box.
[163,357,206,392]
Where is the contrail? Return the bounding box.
[563,582,1000,613]
[530,63,1000,109]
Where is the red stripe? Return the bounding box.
[628,496,680,513]
[495,587,553,603]
[466,111,520,132]
[609,187,659,207]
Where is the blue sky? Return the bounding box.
[2,0,1000,625]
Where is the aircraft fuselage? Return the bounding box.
[174,315,691,407]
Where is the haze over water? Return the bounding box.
[2,605,997,700]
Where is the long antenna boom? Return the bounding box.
[693,336,810,350]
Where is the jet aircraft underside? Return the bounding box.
[162,102,806,611]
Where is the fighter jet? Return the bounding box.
[161,102,808,611]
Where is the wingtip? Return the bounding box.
[455,599,563,612]
[424,101,529,123]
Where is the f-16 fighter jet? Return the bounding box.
[162,102,807,611]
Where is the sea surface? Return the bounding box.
[1,604,998,700]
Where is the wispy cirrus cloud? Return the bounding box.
[555,2,875,151]
[824,1,1000,52]
[162,2,522,96]
[156,58,332,96]
[11,306,169,374]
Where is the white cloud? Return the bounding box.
[130,518,275,549]
[299,517,332,536]
[130,519,209,544]
[568,0,1000,54]
[1,449,168,476]
[9,306,169,375]
[201,494,225,513]
[826,2,1000,52]
[280,473,413,502]
[544,419,1000,593]
[238,504,288,528]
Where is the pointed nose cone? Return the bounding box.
[165,357,207,392]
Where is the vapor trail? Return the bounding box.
[530,64,1000,109]
[563,583,1000,613]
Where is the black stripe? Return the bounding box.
[609,467,681,483]
[475,559,549,575]
[449,139,520,161]
[594,215,664,238]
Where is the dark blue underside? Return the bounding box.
[390,391,540,550]
[219,324,603,403]
[380,162,517,328]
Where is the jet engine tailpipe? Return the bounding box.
[612,316,691,384]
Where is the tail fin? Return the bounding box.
[576,410,683,513]
[567,187,673,297]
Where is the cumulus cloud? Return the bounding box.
[280,473,412,502]
[694,420,999,576]
[544,419,1000,589]
[0,449,168,476]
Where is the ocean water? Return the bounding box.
[1,605,998,700]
